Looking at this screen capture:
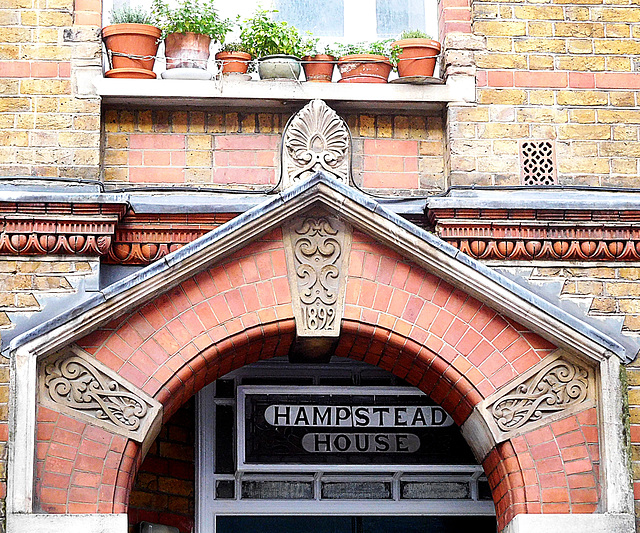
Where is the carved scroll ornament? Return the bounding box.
[40,347,161,442]
[281,99,351,187]
[481,353,595,442]
[284,212,351,337]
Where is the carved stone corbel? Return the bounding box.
[283,210,352,361]
[39,345,162,446]
[477,350,597,443]
[280,99,351,188]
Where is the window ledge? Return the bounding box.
[93,75,475,112]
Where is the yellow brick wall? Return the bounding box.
[102,109,446,193]
[0,0,102,179]
[0,258,96,333]
[447,0,640,187]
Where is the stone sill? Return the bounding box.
[93,74,475,113]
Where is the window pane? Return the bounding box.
[400,481,470,499]
[275,0,345,37]
[321,481,392,499]
[215,405,235,474]
[376,0,426,38]
[241,480,314,499]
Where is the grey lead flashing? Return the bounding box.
[427,187,640,211]
[0,183,426,215]
[6,173,631,362]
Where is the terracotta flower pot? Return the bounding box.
[302,54,335,82]
[215,51,252,75]
[391,38,441,78]
[165,32,211,69]
[102,23,161,79]
[337,54,392,83]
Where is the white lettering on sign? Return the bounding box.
[301,433,421,453]
[264,405,453,428]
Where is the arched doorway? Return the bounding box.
[128,357,497,533]
[8,174,633,533]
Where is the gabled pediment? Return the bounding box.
[7,172,629,364]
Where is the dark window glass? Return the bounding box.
[217,516,497,533]
[216,480,235,499]
[478,479,493,500]
[216,379,235,398]
[216,405,235,474]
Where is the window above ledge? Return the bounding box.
[93,75,475,113]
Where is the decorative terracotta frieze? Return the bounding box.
[105,213,235,265]
[428,207,640,261]
[0,202,236,264]
[0,203,126,256]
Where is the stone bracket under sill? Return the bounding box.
[93,74,475,112]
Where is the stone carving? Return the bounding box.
[481,353,595,442]
[492,360,589,431]
[40,347,162,442]
[284,212,351,337]
[281,99,351,187]
[44,356,148,431]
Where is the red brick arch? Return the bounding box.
[34,229,600,531]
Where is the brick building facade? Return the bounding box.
[1,0,640,532]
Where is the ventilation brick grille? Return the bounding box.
[520,141,556,186]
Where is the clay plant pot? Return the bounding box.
[391,38,441,78]
[165,32,212,69]
[302,54,335,82]
[337,54,392,83]
[215,51,252,75]
[257,55,301,80]
[102,23,161,79]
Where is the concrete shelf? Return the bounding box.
[94,75,475,113]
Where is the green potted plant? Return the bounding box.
[102,6,162,79]
[302,41,337,83]
[336,40,393,83]
[215,42,253,75]
[152,0,232,77]
[391,29,441,79]
[240,9,307,80]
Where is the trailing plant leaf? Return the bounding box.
[218,42,251,54]
[239,9,309,58]
[151,0,233,41]
[305,41,338,58]
[109,6,155,25]
[335,40,392,58]
[399,29,432,39]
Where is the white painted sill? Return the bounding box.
[93,75,475,112]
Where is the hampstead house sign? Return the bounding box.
[237,387,476,470]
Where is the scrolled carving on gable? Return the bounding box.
[39,346,162,443]
[479,351,596,443]
[284,211,352,338]
[281,99,351,188]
